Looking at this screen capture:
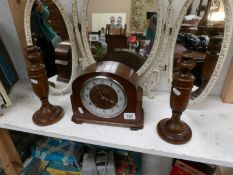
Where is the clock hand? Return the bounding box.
[95,86,105,98]
[95,86,116,104]
[102,96,116,105]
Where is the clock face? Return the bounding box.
[80,76,127,118]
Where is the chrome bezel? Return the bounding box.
[80,76,128,118]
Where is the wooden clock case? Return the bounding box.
[55,41,72,83]
[71,61,144,130]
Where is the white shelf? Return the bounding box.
[1,80,233,168]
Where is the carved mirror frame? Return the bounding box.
[168,0,233,105]
[24,0,79,95]
[71,0,89,69]
[77,0,167,96]
[139,0,173,97]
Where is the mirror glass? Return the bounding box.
[86,0,158,71]
[30,0,72,89]
[173,0,225,99]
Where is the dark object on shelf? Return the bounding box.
[105,24,128,54]
[177,33,209,52]
[9,131,43,162]
[157,54,196,144]
[17,135,41,162]
[171,159,216,175]
[105,35,128,53]
[0,167,5,175]
[27,46,64,126]
[71,61,144,130]
[0,37,18,93]
[171,160,206,175]
[102,49,146,71]
[55,41,72,83]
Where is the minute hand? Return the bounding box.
[102,96,116,105]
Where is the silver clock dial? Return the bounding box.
[80,76,127,118]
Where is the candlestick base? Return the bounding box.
[157,118,192,145]
[33,105,64,126]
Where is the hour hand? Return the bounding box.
[96,86,105,97]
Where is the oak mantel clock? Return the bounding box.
[71,61,144,130]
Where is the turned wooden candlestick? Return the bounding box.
[27,46,64,126]
[157,54,196,144]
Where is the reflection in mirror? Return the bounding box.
[86,0,158,71]
[173,0,225,99]
[30,0,72,89]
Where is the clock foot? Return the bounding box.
[33,105,64,126]
[157,118,192,145]
[72,117,84,124]
[130,126,143,131]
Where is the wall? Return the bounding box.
[91,13,127,32]
[130,0,157,33]
[0,0,27,79]
[87,0,131,32]
[1,0,233,97]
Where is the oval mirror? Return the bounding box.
[25,0,78,95]
[80,0,163,77]
[168,0,232,105]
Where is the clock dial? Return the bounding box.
[80,76,127,118]
[90,84,118,109]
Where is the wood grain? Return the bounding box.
[27,46,64,126]
[0,129,23,175]
[55,41,72,83]
[71,61,144,130]
[221,58,233,103]
[157,54,195,144]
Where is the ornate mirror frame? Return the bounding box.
[167,0,233,105]
[77,0,167,96]
[71,0,90,69]
[24,0,79,95]
[139,0,173,97]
